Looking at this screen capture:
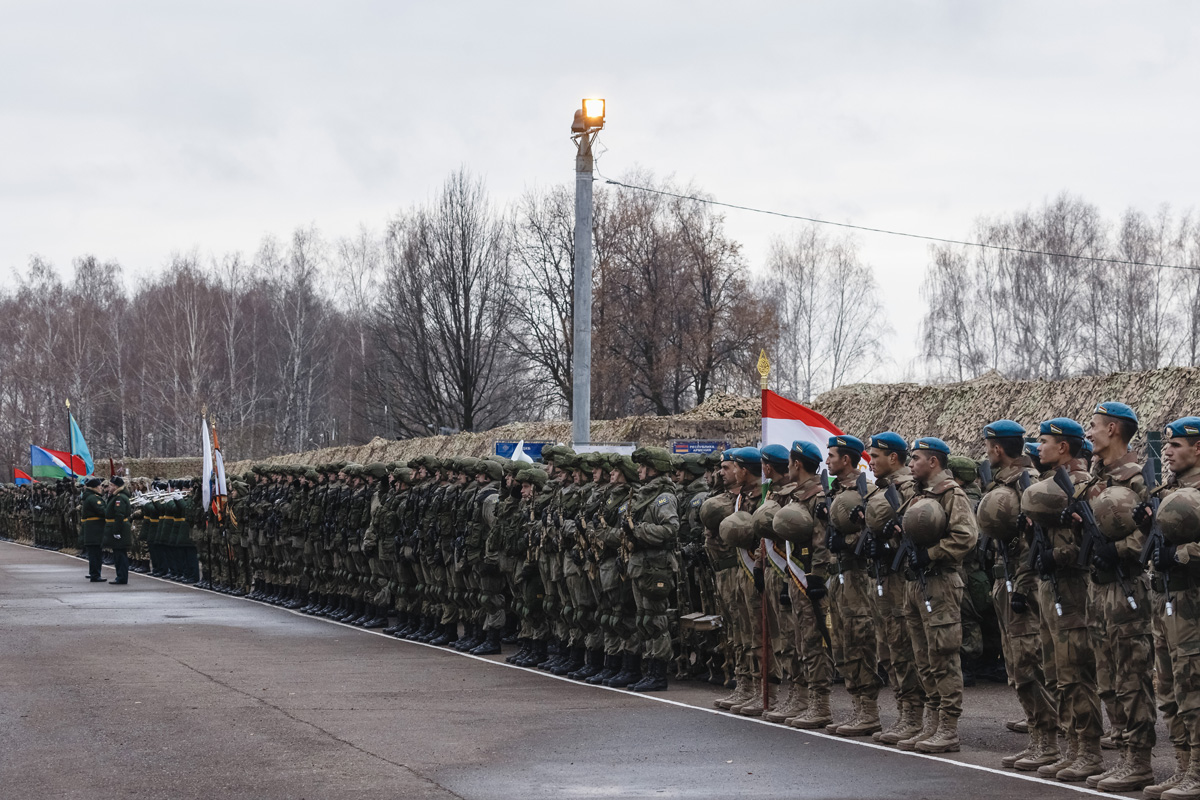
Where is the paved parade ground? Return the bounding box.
[1,540,1151,800]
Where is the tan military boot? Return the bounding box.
[716,676,753,710]
[915,713,960,753]
[738,680,776,717]
[1006,718,1029,733]
[897,706,938,751]
[788,688,833,729]
[1014,727,1061,771]
[1002,728,1038,769]
[879,702,923,746]
[1087,747,1128,788]
[1098,747,1153,792]
[837,695,882,737]
[1146,747,1191,800]
[781,683,811,726]
[1056,736,1105,781]
[826,695,860,734]
[1038,732,1076,777]
[730,677,763,714]
[1163,760,1200,800]
[763,681,803,723]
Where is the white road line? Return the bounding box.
[5,540,1114,798]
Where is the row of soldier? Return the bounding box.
[3,406,1199,798]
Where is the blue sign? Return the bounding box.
[671,440,730,455]
[494,441,555,462]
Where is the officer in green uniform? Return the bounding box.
[81,478,108,582]
[104,477,132,584]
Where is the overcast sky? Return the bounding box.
[3,1,1198,381]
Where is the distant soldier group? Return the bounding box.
[3,407,1200,798]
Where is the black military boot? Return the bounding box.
[396,613,423,638]
[470,628,503,656]
[506,638,530,664]
[525,638,549,667]
[537,638,563,671]
[463,623,487,651]
[552,646,586,676]
[605,653,643,688]
[587,653,622,685]
[339,599,361,623]
[570,649,605,681]
[453,623,477,651]
[347,600,367,625]
[364,605,387,628]
[630,658,669,692]
[299,593,317,614]
[501,618,520,645]
[410,615,436,641]
[430,622,458,646]
[324,595,344,618]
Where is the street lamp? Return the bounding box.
[571,98,604,447]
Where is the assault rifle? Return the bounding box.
[887,484,932,612]
[1055,466,1137,610]
[851,470,883,597]
[1138,460,1172,615]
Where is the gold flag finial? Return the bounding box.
[65,398,71,409]
[201,403,208,420]
[756,349,770,390]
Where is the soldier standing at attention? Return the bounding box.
[104,477,132,585]
[704,451,745,708]
[1078,402,1155,792]
[1020,418,1104,781]
[893,437,978,754]
[1143,416,1200,799]
[81,478,107,582]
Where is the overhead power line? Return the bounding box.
[597,173,1200,274]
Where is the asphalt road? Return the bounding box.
[1,541,1145,799]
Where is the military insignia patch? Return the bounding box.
[655,495,670,506]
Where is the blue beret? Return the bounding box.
[721,448,737,462]
[1040,417,1085,439]
[913,437,950,455]
[828,434,865,454]
[869,432,908,453]
[790,440,824,464]
[1166,416,1200,438]
[759,444,790,467]
[1079,438,1093,456]
[733,447,761,467]
[1024,442,1041,459]
[983,419,1026,440]
[1094,401,1138,425]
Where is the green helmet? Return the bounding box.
[612,455,639,482]
[1020,477,1070,527]
[679,453,708,477]
[631,446,673,474]
[365,462,388,479]
[459,457,481,475]
[699,493,736,532]
[719,508,758,549]
[977,485,1022,542]
[773,502,816,548]
[1092,485,1140,541]
[948,456,980,484]
[902,497,949,547]
[395,467,414,484]
[516,467,548,488]
[1159,488,1200,545]
[476,460,503,481]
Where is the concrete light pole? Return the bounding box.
[570,98,605,447]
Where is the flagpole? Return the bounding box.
[65,399,73,479]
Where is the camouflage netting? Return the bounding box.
[813,366,1200,457]
[121,457,204,480]
[221,366,1200,471]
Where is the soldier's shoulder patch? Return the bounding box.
[618,503,628,514]
[690,495,704,509]
[655,494,672,507]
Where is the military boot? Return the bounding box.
[397,613,422,637]
[1014,727,1061,771]
[730,678,764,715]
[1146,747,1191,800]
[1087,747,1129,789]
[569,650,603,681]
[536,638,562,670]
[1038,732,1076,777]
[552,646,586,676]
[1003,728,1038,769]
[1098,747,1153,792]
[383,612,407,635]
[523,639,550,668]
[1162,759,1200,800]
[897,706,939,751]
[470,629,503,656]
[1056,736,1105,781]
[630,658,669,692]
[764,681,805,724]
[299,593,318,614]
[1006,718,1029,733]
[827,696,862,735]
[838,695,882,737]
[505,639,530,664]
[714,677,752,710]
[453,624,479,651]
[588,653,622,685]
[788,688,833,728]
[915,712,960,753]
[879,702,924,746]
[605,653,643,688]
[428,622,457,646]
[364,606,388,628]
[738,679,777,716]
[287,588,306,610]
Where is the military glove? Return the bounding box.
[1059,508,1082,528]
[1016,512,1034,535]
[778,587,792,607]
[753,565,765,594]
[849,505,866,527]
[814,504,829,523]
[910,547,932,569]
[806,575,828,601]
[1132,502,1154,531]
[1091,539,1119,571]
[827,529,846,554]
[883,518,903,539]
[1009,592,1028,614]
[1154,543,1178,571]
[621,517,635,536]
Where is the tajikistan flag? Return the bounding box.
[760,390,867,468]
[30,446,87,481]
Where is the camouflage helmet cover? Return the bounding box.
[902,497,949,547]
[1159,488,1200,545]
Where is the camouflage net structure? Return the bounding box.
[213,365,1200,472]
